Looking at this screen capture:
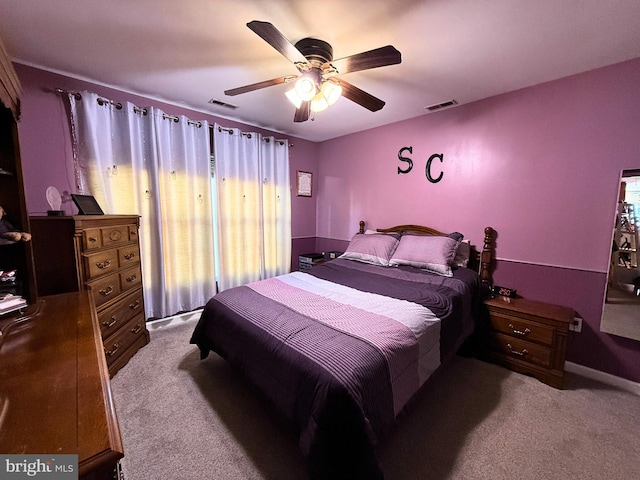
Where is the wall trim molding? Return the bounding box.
[566,361,640,396]
[496,257,608,275]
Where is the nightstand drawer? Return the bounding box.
[488,311,555,346]
[491,333,552,368]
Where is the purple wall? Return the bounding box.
[315,58,640,382]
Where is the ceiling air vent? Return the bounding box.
[208,98,238,109]
[425,99,458,112]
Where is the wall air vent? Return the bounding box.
[208,98,238,109]
[425,99,458,112]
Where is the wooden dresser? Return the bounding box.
[30,215,149,376]
[0,292,123,479]
[482,295,575,389]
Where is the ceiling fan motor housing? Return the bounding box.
[294,37,334,66]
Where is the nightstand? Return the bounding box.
[482,295,574,389]
[299,253,324,270]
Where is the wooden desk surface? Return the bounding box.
[0,292,123,478]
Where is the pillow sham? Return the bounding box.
[339,233,399,266]
[388,234,460,276]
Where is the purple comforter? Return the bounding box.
[190,258,481,479]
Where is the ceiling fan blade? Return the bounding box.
[224,76,294,96]
[294,102,310,122]
[340,81,386,112]
[247,20,309,67]
[324,45,401,75]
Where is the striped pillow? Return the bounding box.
[388,235,460,276]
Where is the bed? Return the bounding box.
[190,221,496,479]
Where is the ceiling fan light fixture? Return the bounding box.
[321,80,342,106]
[310,91,329,113]
[285,87,303,108]
[295,75,317,101]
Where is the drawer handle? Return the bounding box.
[96,259,112,269]
[99,285,114,296]
[129,300,141,310]
[103,316,117,328]
[106,343,120,356]
[508,323,531,336]
[124,253,136,260]
[507,343,528,357]
[88,236,98,243]
[131,324,142,335]
[126,274,137,283]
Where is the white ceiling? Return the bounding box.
[1,0,639,142]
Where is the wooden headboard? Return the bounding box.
[358,220,496,287]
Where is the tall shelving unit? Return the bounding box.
[0,35,37,305]
[616,202,638,269]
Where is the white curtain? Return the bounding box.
[213,124,291,291]
[69,91,216,319]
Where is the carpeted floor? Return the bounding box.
[111,318,640,480]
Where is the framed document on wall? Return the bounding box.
[296,170,312,197]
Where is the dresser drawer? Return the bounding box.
[88,273,122,308]
[98,288,144,339]
[102,225,131,248]
[82,228,103,251]
[120,265,142,293]
[488,311,555,346]
[118,244,140,268]
[103,313,147,366]
[491,332,552,368]
[84,249,119,280]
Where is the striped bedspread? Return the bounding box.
[190,258,481,480]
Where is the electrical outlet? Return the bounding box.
[570,316,583,332]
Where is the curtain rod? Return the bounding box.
[55,88,202,127]
[56,88,290,141]
[216,125,292,147]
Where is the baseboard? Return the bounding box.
[566,361,640,396]
[147,309,203,331]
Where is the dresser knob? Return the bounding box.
[96,259,112,269]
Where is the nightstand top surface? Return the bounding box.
[485,295,574,323]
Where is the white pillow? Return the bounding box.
[339,233,399,266]
[389,235,460,276]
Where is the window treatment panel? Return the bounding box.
[213,124,291,291]
[69,91,216,319]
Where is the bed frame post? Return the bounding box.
[480,227,496,289]
[359,220,365,234]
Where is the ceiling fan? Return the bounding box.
[224,21,402,122]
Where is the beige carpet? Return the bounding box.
[111,318,640,480]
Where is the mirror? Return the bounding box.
[601,169,640,341]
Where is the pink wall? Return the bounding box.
[316,58,640,382]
